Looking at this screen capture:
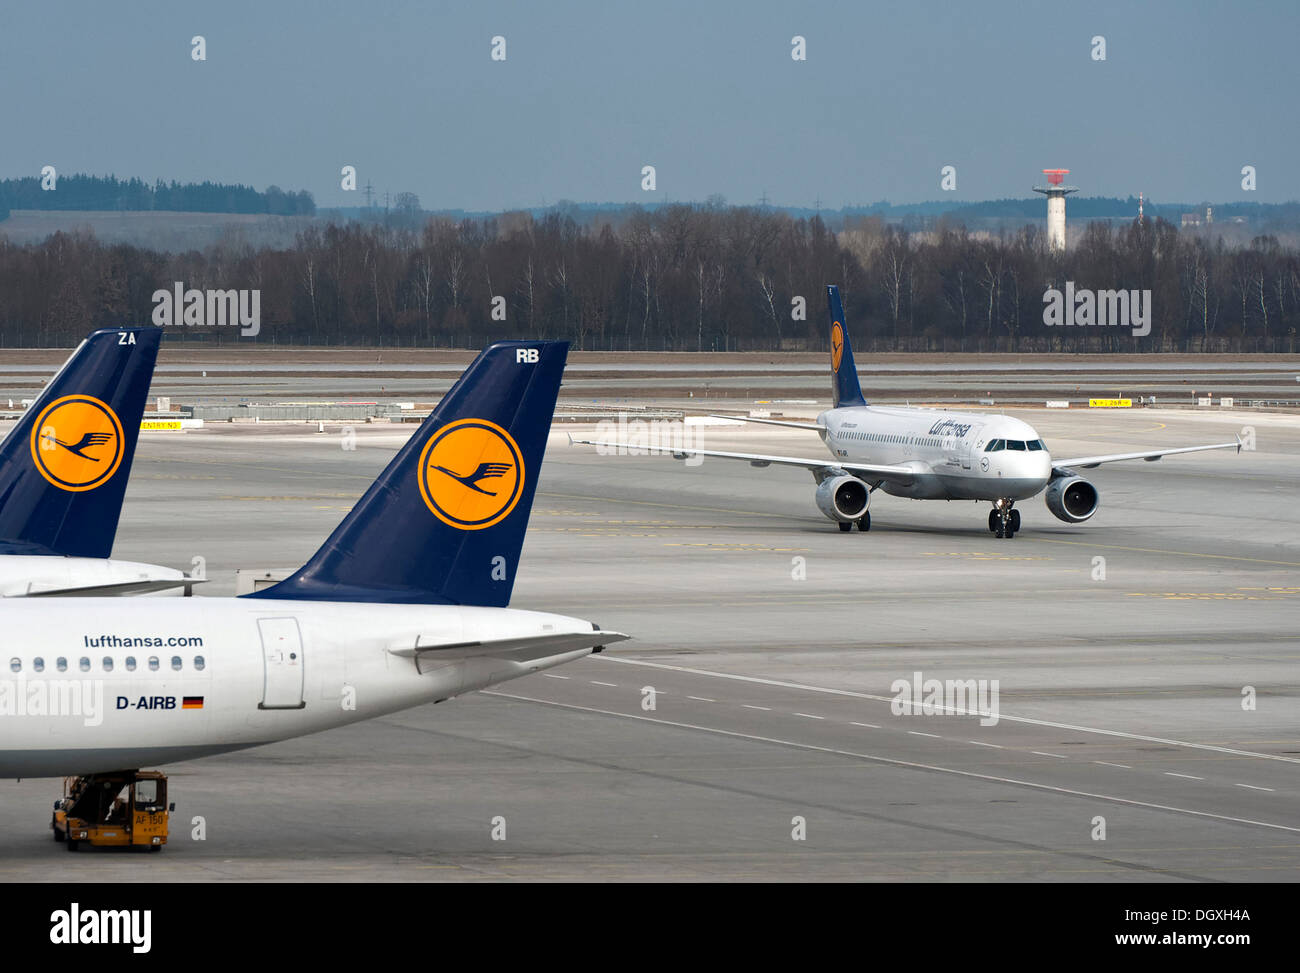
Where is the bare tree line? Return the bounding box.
[1,205,1298,352]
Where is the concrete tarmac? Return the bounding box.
[0,405,1296,880]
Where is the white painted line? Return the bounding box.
[909,731,942,739]
[742,704,771,711]
[1234,783,1275,792]
[1165,773,1206,781]
[483,691,1300,835]
[969,741,1004,749]
[1032,751,1069,759]
[794,712,824,720]
[597,656,1300,765]
[1094,761,1132,769]
[590,681,618,687]
[687,696,715,702]
[850,722,880,729]
[543,674,570,680]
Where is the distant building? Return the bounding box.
[1181,213,1202,228]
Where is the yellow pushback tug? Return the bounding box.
[52,771,172,851]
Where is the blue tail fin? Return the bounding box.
[248,341,569,607]
[0,327,162,558]
[826,285,867,408]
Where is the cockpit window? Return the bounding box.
[985,439,1004,452]
[1026,439,1045,451]
[1006,440,1027,450]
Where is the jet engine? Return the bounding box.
[815,475,869,523]
[1045,474,1099,523]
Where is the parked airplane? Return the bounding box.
[0,340,625,784]
[574,285,1240,538]
[0,327,194,595]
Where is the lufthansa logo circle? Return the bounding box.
[418,418,524,530]
[29,394,125,492]
[831,322,844,372]
[980,457,990,472]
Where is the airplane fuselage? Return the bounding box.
[0,598,599,778]
[817,405,1053,500]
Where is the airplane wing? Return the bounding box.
[18,577,205,597]
[570,436,916,484]
[705,414,825,431]
[1053,439,1242,471]
[389,630,630,669]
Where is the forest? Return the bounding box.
[0,175,315,219]
[0,203,1297,352]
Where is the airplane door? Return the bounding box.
[258,617,305,710]
[959,438,972,469]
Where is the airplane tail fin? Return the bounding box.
[0,327,162,558]
[826,285,867,409]
[248,341,568,607]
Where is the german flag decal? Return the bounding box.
[182,696,204,710]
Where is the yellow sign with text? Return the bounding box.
[1088,399,1132,408]
[140,420,184,431]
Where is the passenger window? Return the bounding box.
[102,657,114,672]
[149,656,160,671]
[171,656,183,671]
[33,657,44,673]
[126,657,137,672]
[79,658,90,672]
[194,656,206,671]
[56,657,67,672]
[8,657,20,673]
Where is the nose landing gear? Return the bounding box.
[988,500,1020,539]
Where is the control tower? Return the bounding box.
[1033,169,1078,252]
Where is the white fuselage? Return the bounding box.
[818,405,1053,500]
[0,598,598,778]
[0,556,187,598]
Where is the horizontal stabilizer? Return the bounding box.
[389,629,630,666]
[19,577,203,598]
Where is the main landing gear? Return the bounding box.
[988,500,1020,539]
[837,512,871,532]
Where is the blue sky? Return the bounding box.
[3,0,1295,210]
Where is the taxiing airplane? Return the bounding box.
[574,285,1241,538]
[0,327,194,595]
[0,340,626,781]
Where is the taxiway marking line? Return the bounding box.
[597,656,1300,764]
[482,691,1300,835]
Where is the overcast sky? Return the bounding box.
[4,0,1295,210]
